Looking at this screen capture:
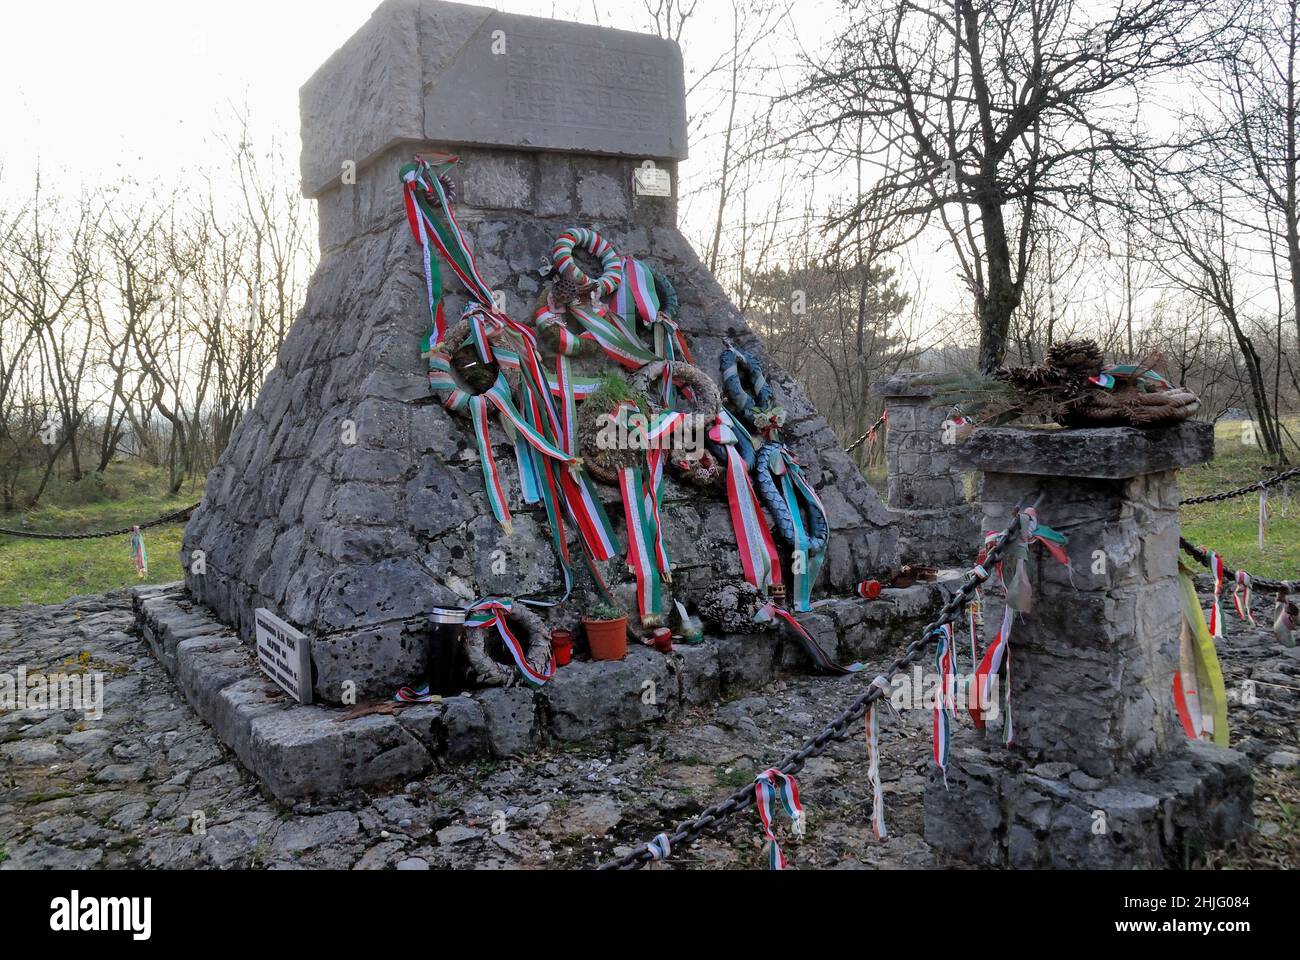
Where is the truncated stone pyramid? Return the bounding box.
[183,0,898,704]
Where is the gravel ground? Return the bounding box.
[0,584,1294,870]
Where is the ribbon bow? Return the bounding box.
[465,598,554,689]
[754,769,805,869]
[1232,570,1256,625]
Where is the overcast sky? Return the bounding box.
[2,0,1202,340]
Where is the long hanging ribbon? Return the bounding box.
[1259,487,1268,551]
[969,508,1069,745]
[753,603,865,674]
[405,161,617,604]
[753,769,805,870]
[933,624,955,783]
[865,702,887,839]
[617,461,664,625]
[1232,570,1256,625]
[1173,564,1229,745]
[769,446,829,612]
[130,526,147,579]
[468,395,511,533]
[464,598,555,690]
[402,157,497,352]
[713,415,779,594]
[1206,550,1225,638]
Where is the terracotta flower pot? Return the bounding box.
[583,616,628,661]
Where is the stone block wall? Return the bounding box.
[872,373,978,565]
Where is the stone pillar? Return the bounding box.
[925,422,1252,868]
[871,373,978,564]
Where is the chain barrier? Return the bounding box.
[1178,537,1300,593]
[1179,463,1300,506]
[598,497,1034,871]
[0,503,199,541]
[1177,463,1300,588]
[844,413,887,455]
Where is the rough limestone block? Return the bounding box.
[538,646,676,741]
[301,0,687,198]
[714,632,780,694]
[954,421,1215,479]
[440,695,489,759]
[672,641,721,706]
[248,710,432,802]
[476,686,537,756]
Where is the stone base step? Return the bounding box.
[132,581,953,802]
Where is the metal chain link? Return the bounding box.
[0,503,199,541]
[1179,464,1300,506]
[844,413,887,455]
[597,498,1034,871]
[1178,537,1300,593]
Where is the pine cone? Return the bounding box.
[550,273,580,306]
[1044,339,1104,380]
[437,173,457,205]
[994,365,1060,391]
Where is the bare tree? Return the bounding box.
[785,0,1225,371]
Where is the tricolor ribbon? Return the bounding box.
[401,157,497,352]
[933,624,955,783]
[753,603,865,674]
[1232,570,1256,625]
[1207,550,1225,638]
[617,459,664,626]
[865,702,887,839]
[130,526,147,579]
[464,598,555,689]
[754,769,805,870]
[1173,564,1229,745]
[714,415,780,595]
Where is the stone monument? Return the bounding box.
[181,0,898,706]
[924,422,1252,868]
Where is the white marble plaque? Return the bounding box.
[255,608,313,704]
[634,161,672,197]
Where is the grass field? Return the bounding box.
[0,464,202,607]
[0,422,1295,607]
[1180,421,1300,581]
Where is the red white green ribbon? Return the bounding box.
[933,623,955,781]
[550,227,624,298]
[753,603,865,674]
[394,683,441,704]
[968,510,1070,745]
[465,597,555,689]
[1207,550,1225,637]
[401,157,497,352]
[1232,570,1256,625]
[567,301,658,369]
[130,526,147,579]
[713,414,779,594]
[865,702,887,839]
[618,462,664,625]
[754,769,805,870]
